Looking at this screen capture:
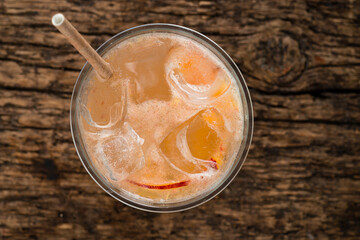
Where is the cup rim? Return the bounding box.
[70,23,253,213]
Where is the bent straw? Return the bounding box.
[52,13,113,79]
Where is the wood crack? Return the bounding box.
[255,118,360,126]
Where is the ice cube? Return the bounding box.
[165,46,231,104]
[123,38,172,103]
[95,122,145,181]
[79,77,127,132]
[80,101,125,130]
[160,108,228,174]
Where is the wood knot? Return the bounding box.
[244,33,305,85]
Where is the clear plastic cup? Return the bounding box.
[70,24,253,212]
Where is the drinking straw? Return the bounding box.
[52,13,113,79]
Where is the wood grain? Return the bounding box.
[0,0,359,239]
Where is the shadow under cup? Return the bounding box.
[70,24,253,212]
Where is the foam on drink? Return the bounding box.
[78,33,244,202]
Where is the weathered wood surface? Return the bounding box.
[1,0,359,239]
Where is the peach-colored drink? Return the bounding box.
[78,33,243,202]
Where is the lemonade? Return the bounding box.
[71,25,252,210]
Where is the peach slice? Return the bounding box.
[170,47,219,85]
[160,123,209,174]
[127,146,190,190]
[127,180,190,190]
[187,108,224,160]
[187,108,227,170]
[160,108,228,174]
[166,46,231,102]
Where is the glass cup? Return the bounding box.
[70,24,253,212]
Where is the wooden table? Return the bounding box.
[1,0,359,239]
